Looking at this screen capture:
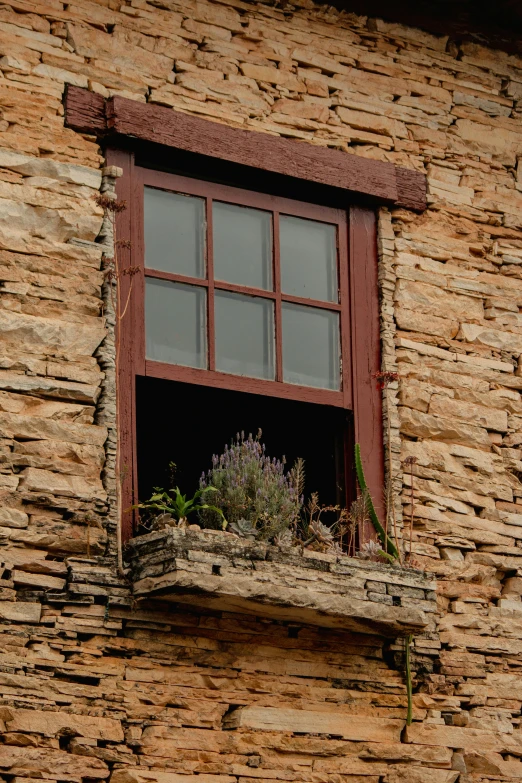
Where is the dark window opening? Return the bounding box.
[136,376,353,521]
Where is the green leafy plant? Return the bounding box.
[354,443,399,559]
[199,431,302,541]
[136,486,226,528]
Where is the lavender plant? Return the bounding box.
[199,431,302,541]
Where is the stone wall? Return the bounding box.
[1,0,522,781]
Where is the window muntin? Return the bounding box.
[140,170,351,408]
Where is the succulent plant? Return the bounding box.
[274,528,294,549]
[229,518,259,540]
[356,539,383,561]
[309,517,334,544]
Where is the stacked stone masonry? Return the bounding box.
[127,528,437,636]
[1,0,522,781]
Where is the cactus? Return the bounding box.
[354,443,399,560]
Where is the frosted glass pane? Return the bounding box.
[280,216,337,302]
[145,278,206,368]
[215,291,274,380]
[213,202,272,290]
[282,303,340,390]
[144,187,205,277]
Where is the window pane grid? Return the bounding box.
[143,184,345,395]
[144,268,342,311]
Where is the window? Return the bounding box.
[139,171,351,407]
[114,155,384,542]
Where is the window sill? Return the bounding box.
[126,529,436,637]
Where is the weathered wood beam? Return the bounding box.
[64,86,427,211]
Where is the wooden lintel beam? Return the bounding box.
[64,85,427,211]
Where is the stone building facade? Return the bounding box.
[1,0,522,781]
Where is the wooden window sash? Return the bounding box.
[108,151,384,545]
[136,167,352,409]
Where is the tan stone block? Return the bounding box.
[12,522,107,555]
[404,722,520,752]
[396,338,455,362]
[437,581,500,600]
[336,106,407,138]
[18,467,105,500]
[12,569,66,590]
[399,407,491,449]
[0,412,107,446]
[67,24,173,78]
[0,309,106,356]
[385,768,459,783]
[225,706,403,742]
[112,774,234,783]
[271,98,330,123]
[0,371,100,404]
[453,118,521,165]
[0,746,109,778]
[291,47,353,74]
[240,63,305,92]
[395,307,458,339]
[400,383,433,413]
[8,556,67,577]
[428,395,508,432]
[0,507,28,528]
[6,708,122,741]
[0,601,41,623]
[410,124,448,149]
[429,180,475,207]
[0,148,101,189]
[463,751,522,779]
[359,743,453,765]
[395,280,484,320]
[502,577,522,595]
[458,322,522,355]
[13,439,104,475]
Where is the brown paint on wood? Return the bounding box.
[136,167,349,407]
[107,149,137,542]
[349,206,385,544]
[64,85,106,135]
[145,361,347,407]
[64,86,427,211]
[114,158,385,544]
[395,167,427,212]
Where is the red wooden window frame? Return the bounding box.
[110,150,384,544]
[140,168,351,407]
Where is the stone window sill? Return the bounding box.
[126,529,436,637]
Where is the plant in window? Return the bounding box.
[355,443,399,559]
[136,485,225,529]
[299,492,347,553]
[199,431,302,541]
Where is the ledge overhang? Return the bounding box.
[64,86,427,212]
[126,529,436,637]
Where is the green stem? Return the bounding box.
[354,444,399,559]
[405,633,413,726]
